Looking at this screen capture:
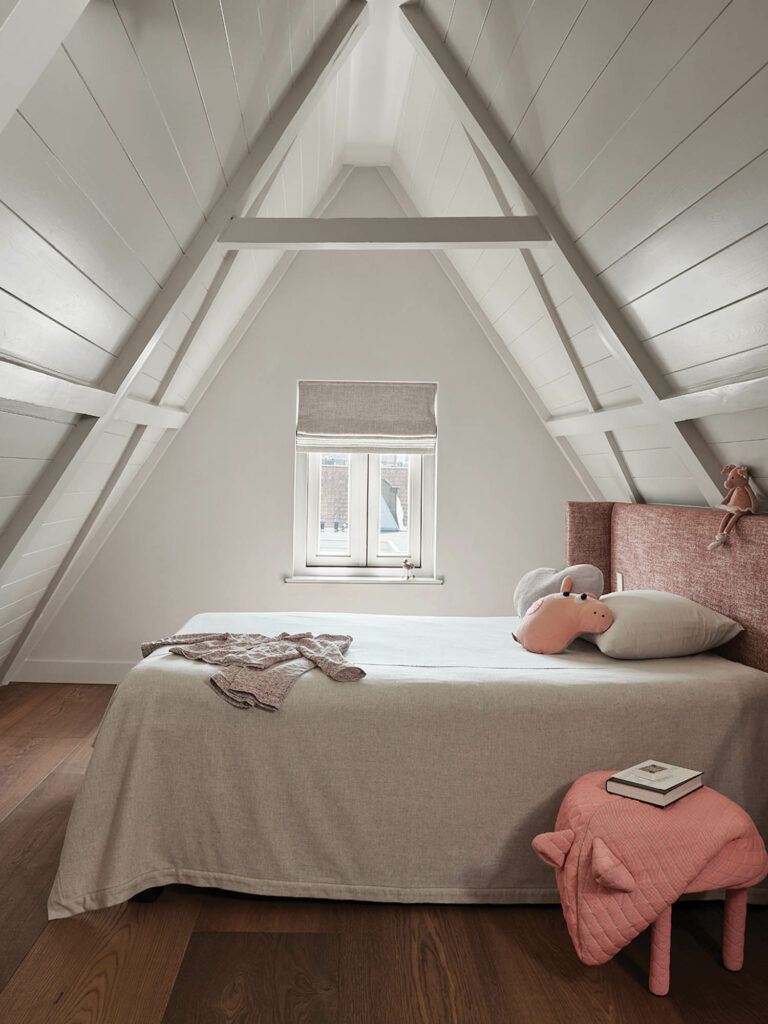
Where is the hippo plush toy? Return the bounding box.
[512,576,613,654]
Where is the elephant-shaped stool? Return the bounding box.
[533,771,768,995]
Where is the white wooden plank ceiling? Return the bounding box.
[1,0,767,682]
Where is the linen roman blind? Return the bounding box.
[296,380,437,454]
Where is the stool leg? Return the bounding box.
[723,888,748,971]
[649,905,672,996]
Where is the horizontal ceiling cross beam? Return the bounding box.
[0,361,187,428]
[546,373,768,438]
[218,215,551,250]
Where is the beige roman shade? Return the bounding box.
[296,380,437,454]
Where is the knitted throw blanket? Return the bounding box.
[141,632,366,711]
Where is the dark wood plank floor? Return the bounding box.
[0,683,766,1024]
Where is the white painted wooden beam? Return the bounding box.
[0,2,368,595]
[465,135,641,504]
[377,166,603,501]
[219,215,550,250]
[0,360,186,427]
[669,421,729,508]
[547,373,768,437]
[154,252,238,402]
[0,0,90,135]
[100,0,368,398]
[399,3,667,404]
[401,7,724,506]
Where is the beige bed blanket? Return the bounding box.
[48,612,768,918]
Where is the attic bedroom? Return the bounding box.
[0,1,766,1021]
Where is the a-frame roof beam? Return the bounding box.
[0,361,186,428]
[547,373,768,438]
[399,3,667,405]
[0,0,90,135]
[377,165,603,502]
[399,5,724,506]
[219,215,551,250]
[467,135,640,503]
[0,1,369,593]
[100,0,368,399]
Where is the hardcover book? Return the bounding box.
[606,760,703,807]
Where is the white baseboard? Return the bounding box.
[11,658,134,685]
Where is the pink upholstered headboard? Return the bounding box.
[565,502,768,673]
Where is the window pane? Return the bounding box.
[317,454,350,556]
[378,454,411,557]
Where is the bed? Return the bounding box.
[48,502,768,918]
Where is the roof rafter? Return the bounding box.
[0,361,187,428]
[0,0,369,599]
[465,134,641,504]
[378,165,604,502]
[399,2,724,507]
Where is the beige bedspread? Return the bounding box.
[48,612,768,918]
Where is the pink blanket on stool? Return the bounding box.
[533,771,768,965]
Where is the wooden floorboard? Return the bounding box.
[0,686,114,992]
[0,894,201,1024]
[0,683,767,1023]
[0,766,87,991]
[162,932,338,1024]
[0,735,79,822]
[2,682,114,739]
[0,683,58,738]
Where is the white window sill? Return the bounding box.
[284,575,444,585]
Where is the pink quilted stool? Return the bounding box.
[532,771,768,996]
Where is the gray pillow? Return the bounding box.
[582,590,742,659]
[514,564,604,618]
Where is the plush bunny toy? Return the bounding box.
[708,464,757,550]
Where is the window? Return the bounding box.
[305,452,424,567]
[291,381,437,580]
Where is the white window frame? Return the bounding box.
[305,453,367,567]
[366,454,422,567]
[292,451,437,579]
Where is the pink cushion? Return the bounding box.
[533,772,768,965]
